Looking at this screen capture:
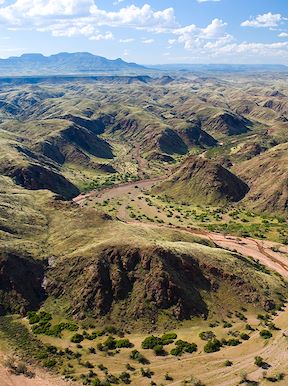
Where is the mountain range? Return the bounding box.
[0,52,145,76]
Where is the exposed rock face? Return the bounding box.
[233,143,288,213]
[45,244,264,323]
[0,252,45,315]
[1,163,79,199]
[154,156,249,205]
[181,124,218,148]
[204,112,249,136]
[158,129,188,155]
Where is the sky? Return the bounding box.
[0,0,287,64]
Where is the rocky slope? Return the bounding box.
[154,156,249,205]
[233,143,288,213]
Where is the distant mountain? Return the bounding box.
[149,63,288,73]
[0,52,145,76]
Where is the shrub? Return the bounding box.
[126,363,135,372]
[240,333,250,341]
[225,339,241,347]
[141,336,162,349]
[115,339,133,349]
[161,332,177,341]
[165,373,173,381]
[204,339,221,353]
[153,344,166,356]
[170,347,183,356]
[130,350,149,364]
[254,356,264,367]
[27,311,40,324]
[140,367,154,378]
[199,331,216,341]
[119,371,131,384]
[83,361,94,369]
[71,334,84,343]
[224,360,233,367]
[43,359,57,368]
[260,330,272,339]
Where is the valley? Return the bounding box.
[0,71,288,386]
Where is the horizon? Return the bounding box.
[0,1,287,65]
[0,51,287,67]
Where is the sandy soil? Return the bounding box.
[0,365,74,386]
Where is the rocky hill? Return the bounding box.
[154,156,249,205]
[233,143,288,213]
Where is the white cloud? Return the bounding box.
[174,18,232,50]
[0,2,177,36]
[142,38,154,44]
[278,32,288,38]
[241,12,285,28]
[119,38,135,43]
[89,31,113,41]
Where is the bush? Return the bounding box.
[224,360,233,367]
[254,356,264,367]
[43,359,57,368]
[204,339,222,353]
[119,371,131,384]
[153,344,166,356]
[115,339,133,349]
[71,334,84,343]
[225,339,241,347]
[170,347,183,356]
[161,332,177,345]
[130,350,149,364]
[199,331,216,341]
[140,367,154,378]
[240,333,250,341]
[141,336,162,349]
[171,340,197,356]
[260,330,272,339]
[165,373,173,381]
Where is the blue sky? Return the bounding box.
[0,0,287,64]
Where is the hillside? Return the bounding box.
[233,143,288,213]
[154,156,249,205]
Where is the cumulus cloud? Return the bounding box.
[174,18,232,51]
[241,12,285,28]
[278,32,288,38]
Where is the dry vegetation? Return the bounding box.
[0,71,288,385]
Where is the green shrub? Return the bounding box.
[199,331,215,341]
[224,360,233,367]
[153,344,166,356]
[71,334,84,343]
[254,356,264,367]
[130,350,149,364]
[141,336,162,349]
[225,339,241,346]
[43,359,57,368]
[260,330,272,339]
[240,333,250,341]
[115,339,133,349]
[119,371,131,384]
[204,339,221,353]
[140,367,154,378]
